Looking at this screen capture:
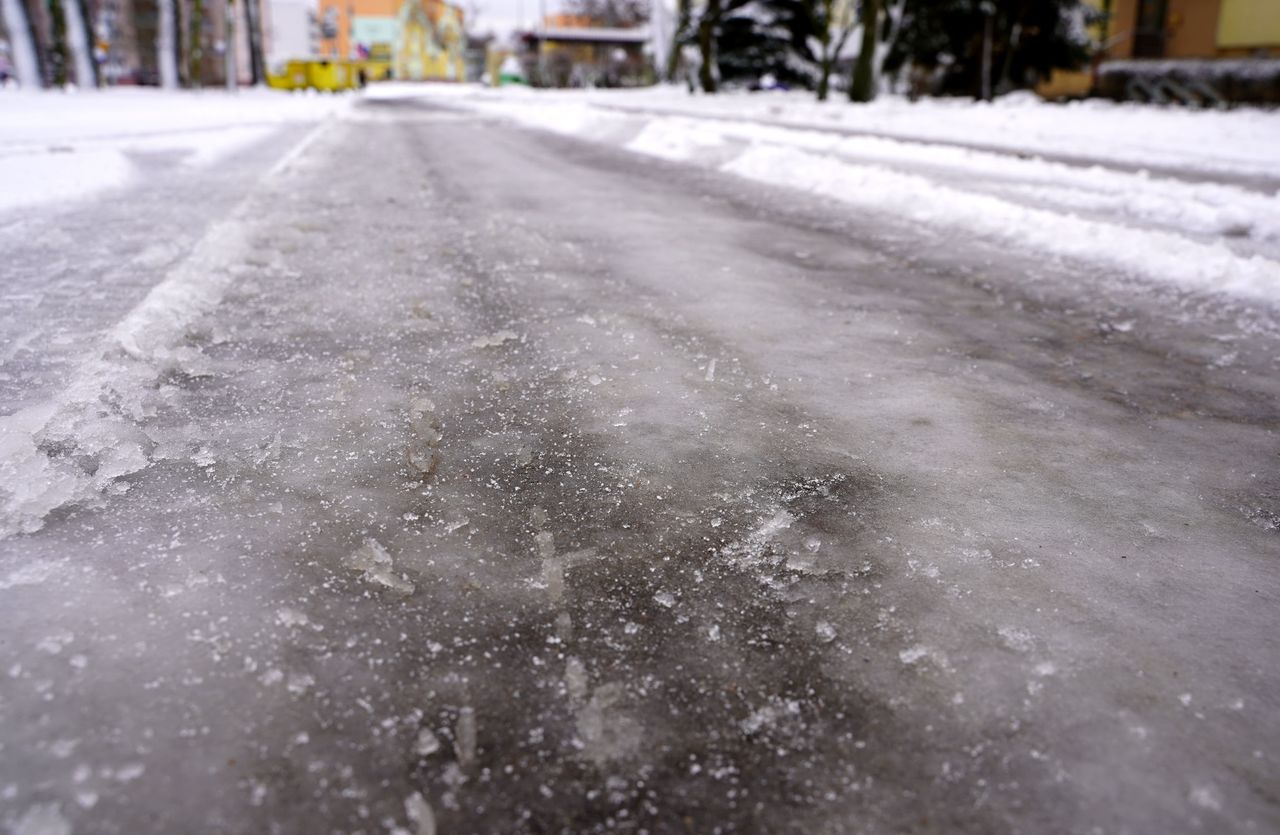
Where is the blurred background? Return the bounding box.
[1,0,1277,104]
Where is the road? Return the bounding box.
[1,92,1278,834]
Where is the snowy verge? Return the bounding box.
[469,84,1280,183]
[723,144,1280,302]
[0,88,353,211]
[0,118,336,538]
[435,89,1280,306]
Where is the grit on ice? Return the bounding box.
[0,84,1279,835]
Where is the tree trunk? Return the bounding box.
[815,0,832,101]
[666,0,689,82]
[243,0,265,84]
[61,0,96,86]
[224,0,237,89]
[0,0,42,86]
[849,0,878,102]
[158,0,180,88]
[696,0,719,93]
[187,0,204,86]
[47,0,70,85]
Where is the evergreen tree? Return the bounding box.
[886,0,1096,97]
[696,0,818,90]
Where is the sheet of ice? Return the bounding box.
[439,88,1280,305]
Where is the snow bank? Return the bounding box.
[444,88,1280,305]
[558,85,1280,182]
[0,88,351,211]
[724,143,1280,302]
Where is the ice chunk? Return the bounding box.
[415,727,442,757]
[454,707,477,767]
[815,621,837,643]
[0,558,67,590]
[653,591,676,609]
[343,538,415,595]
[407,398,442,477]
[13,802,71,835]
[471,330,519,348]
[405,791,437,835]
[541,556,565,602]
[565,657,589,702]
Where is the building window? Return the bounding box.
[1133,0,1168,57]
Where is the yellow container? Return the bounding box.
[266,59,310,90]
[266,59,362,91]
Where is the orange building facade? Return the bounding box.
[1105,0,1280,59]
[317,0,466,80]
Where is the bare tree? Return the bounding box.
[62,0,98,85]
[1,0,42,85]
[665,0,689,80]
[813,0,856,101]
[243,0,265,83]
[696,0,720,92]
[158,0,181,87]
[846,0,904,101]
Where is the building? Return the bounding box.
[1105,0,1279,60]
[315,0,464,81]
[1036,0,1279,102]
[503,13,649,88]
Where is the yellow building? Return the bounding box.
[1107,0,1279,59]
[1038,0,1279,99]
[317,0,466,81]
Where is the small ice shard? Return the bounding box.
[542,556,565,603]
[407,398,442,477]
[415,727,442,757]
[471,330,519,348]
[405,791,437,835]
[343,538,415,594]
[286,672,315,695]
[1189,784,1223,812]
[13,802,71,835]
[565,657,589,702]
[587,374,603,386]
[899,645,929,664]
[815,621,837,643]
[555,611,573,641]
[409,399,443,445]
[653,591,676,609]
[704,358,717,382]
[454,707,477,767]
[275,608,310,628]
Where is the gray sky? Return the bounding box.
[468,0,566,38]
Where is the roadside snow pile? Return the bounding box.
[0,88,350,211]
[435,87,1280,305]
[553,85,1280,182]
[724,143,1280,302]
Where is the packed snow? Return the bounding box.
[410,84,1280,305]
[0,88,351,211]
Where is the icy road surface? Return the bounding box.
[1,92,1278,834]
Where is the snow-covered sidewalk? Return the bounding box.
[410,84,1280,306]
[0,88,351,212]
[455,84,1280,183]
